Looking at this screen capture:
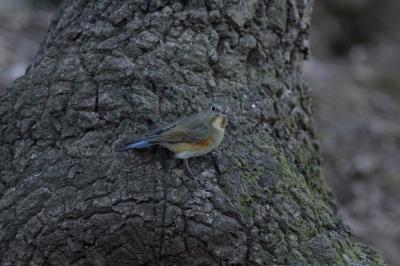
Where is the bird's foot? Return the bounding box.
[183,159,205,190]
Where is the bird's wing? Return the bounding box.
[156,127,209,143]
[145,112,207,142]
[145,120,180,136]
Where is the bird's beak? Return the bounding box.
[221,108,229,115]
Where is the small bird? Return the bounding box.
[122,102,229,189]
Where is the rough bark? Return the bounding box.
[0,0,384,265]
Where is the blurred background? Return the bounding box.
[0,0,399,264]
[0,0,59,92]
[305,1,400,265]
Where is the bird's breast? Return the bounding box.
[164,131,225,159]
[212,115,227,130]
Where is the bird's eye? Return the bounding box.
[211,105,217,112]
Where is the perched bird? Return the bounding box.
[122,102,229,189]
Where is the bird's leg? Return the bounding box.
[183,159,204,190]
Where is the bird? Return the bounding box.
[121,102,229,189]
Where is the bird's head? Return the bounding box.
[204,102,229,131]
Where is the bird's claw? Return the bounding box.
[184,159,205,190]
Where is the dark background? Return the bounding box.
[1,0,399,264]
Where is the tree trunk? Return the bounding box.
[0,0,384,265]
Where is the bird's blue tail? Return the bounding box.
[121,139,156,150]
